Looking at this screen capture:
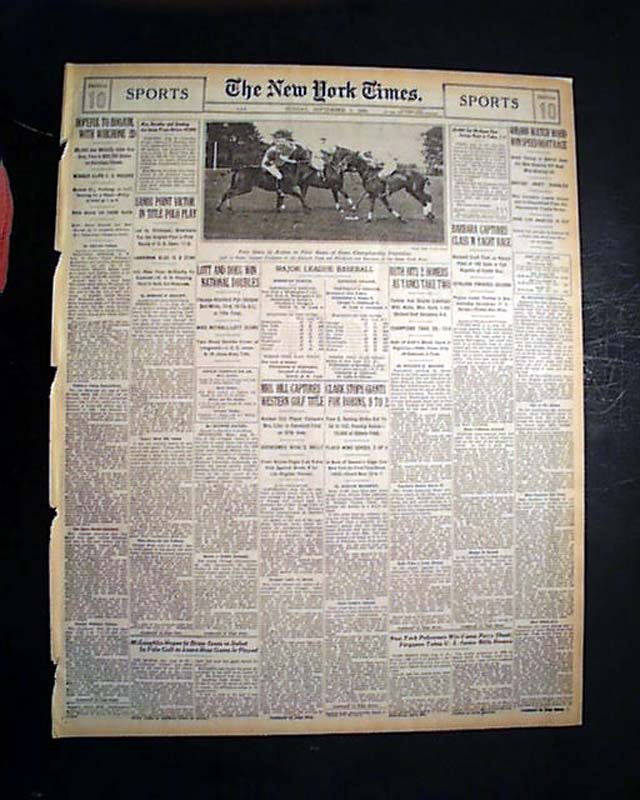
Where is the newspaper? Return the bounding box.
[51,64,583,736]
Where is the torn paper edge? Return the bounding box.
[50,63,77,739]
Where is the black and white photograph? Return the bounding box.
[203,120,445,242]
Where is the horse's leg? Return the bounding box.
[284,187,311,214]
[296,189,311,214]
[217,178,251,212]
[380,193,406,223]
[217,178,237,211]
[407,187,434,221]
[366,194,376,223]
[340,189,358,219]
[353,189,367,211]
[331,188,343,213]
[339,188,355,210]
[275,189,286,212]
[217,190,231,212]
[421,191,434,221]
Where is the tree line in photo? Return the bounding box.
[206,122,443,176]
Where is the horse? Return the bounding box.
[296,152,357,215]
[216,144,311,214]
[333,147,405,223]
[383,167,435,221]
[335,147,435,223]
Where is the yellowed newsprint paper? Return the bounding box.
[51,64,583,737]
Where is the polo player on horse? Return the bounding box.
[287,138,357,214]
[336,146,434,223]
[217,129,312,214]
[261,129,310,193]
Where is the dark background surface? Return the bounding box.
[1,1,638,797]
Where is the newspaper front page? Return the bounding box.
[51,64,583,736]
